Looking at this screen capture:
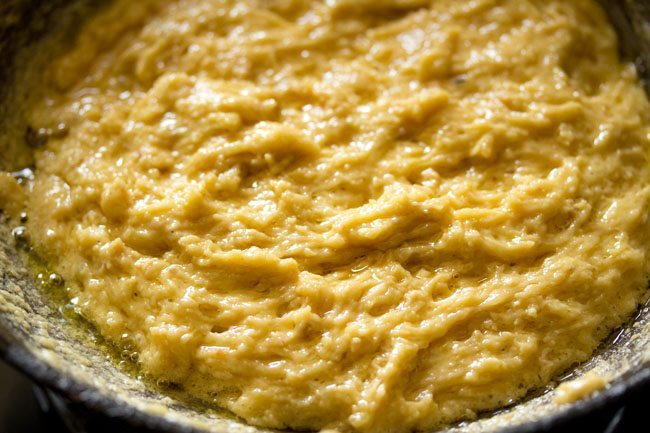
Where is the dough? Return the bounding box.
[21,0,650,431]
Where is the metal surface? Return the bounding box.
[1,1,649,433]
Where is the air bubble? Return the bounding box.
[12,226,28,247]
[11,168,35,185]
[48,272,63,288]
[25,126,49,148]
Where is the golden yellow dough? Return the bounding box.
[21,0,650,431]
[554,372,608,404]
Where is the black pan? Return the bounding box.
[1,1,649,432]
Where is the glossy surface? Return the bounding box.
[8,0,650,432]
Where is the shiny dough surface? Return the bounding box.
[22,0,650,431]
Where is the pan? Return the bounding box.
[0,1,649,432]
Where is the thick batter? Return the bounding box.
[18,0,650,431]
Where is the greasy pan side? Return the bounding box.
[0,1,649,432]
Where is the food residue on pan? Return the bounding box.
[554,371,609,404]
